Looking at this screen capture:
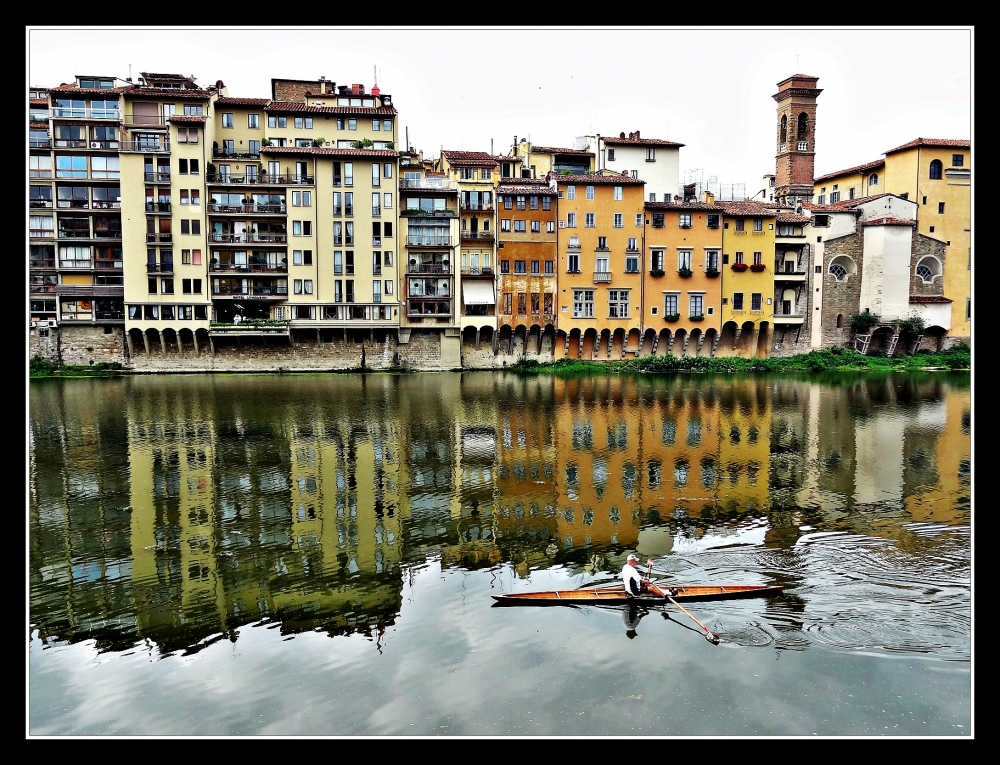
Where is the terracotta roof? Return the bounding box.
[644,201,718,211]
[529,145,594,156]
[909,296,952,303]
[603,135,684,148]
[265,100,396,115]
[260,146,398,157]
[30,98,48,106]
[215,97,270,106]
[168,115,207,124]
[498,175,549,184]
[497,183,557,195]
[556,173,644,185]
[775,212,810,223]
[814,158,885,183]
[828,192,895,209]
[861,217,915,227]
[442,150,499,167]
[885,137,970,155]
[715,201,777,216]
[49,84,132,94]
[126,88,214,99]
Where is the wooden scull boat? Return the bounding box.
[491,582,783,606]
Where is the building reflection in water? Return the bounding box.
[28,372,969,655]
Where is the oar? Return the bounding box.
[667,595,721,644]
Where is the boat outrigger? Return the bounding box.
[491,582,782,606]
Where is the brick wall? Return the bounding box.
[821,231,864,347]
[909,233,948,298]
[29,325,127,366]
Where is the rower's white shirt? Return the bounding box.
[621,563,643,595]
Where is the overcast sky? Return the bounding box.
[28,27,972,196]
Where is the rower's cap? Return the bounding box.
[627,554,638,562]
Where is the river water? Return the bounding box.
[28,372,971,736]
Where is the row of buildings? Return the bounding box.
[28,72,970,369]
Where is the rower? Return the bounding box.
[621,554,650,597]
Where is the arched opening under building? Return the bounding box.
[656,329,672,357]
[581,328,597,359]
[755,321,770,358]
[717,322,739,357]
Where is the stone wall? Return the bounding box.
[821,231,864,348]
[28,325,127,366]
[909,233,948,299]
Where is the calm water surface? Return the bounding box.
[28,372,971,736]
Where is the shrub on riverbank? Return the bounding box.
[510,343,970,375]
[30,357,124,378]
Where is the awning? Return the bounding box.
[463,281,495,306]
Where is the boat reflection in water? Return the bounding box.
[29,372,969,657]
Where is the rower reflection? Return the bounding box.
[622,603,648,639]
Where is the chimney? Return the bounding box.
[634,130,640,139]
[701,191,715,205]
[619,132,626,139]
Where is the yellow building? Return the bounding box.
[554,172,646,359]
[717,201,777,357]
[813,138,970,343]
[496,177,559,357]
[642,200,723,357]
[510,139,594,178]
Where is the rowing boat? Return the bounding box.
[491,582,783,606]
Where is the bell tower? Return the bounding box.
[773,74,822,206]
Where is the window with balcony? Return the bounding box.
[664,293,678,316]
[678,250,692,270]
[689,294,703,317]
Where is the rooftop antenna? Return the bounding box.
[796,53,800,70]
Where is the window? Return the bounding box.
[678,250,692,270]
[500,260,510,274]
[614,213,623,228]
[546,221,555,233]
[938,202,945,214]
[608,290,629,318]
[751,293,762,311]
[222,112,234,128]
[148,277,157,294]
[652,213,664,228]
[348,119,357,131]
[567,212,576,228]
[607,149,615,161]
[679,214,692,228]
[334,251,343,274]
[735,252,744,265]
[813,214,829,227]
[514,260,526,274]
[56,155,88,178]
[515,195,526,210]
[344,223,352,245]
[613,186,623,200]
[529,196,539,210]
[585,212,595,227]
[344,163,353,186]
[345,192,353,215]
[753,251,762,266]
[689,294,703,317]
[869,173,879,186]
[706,251,719,270]
[664,294,678,316]
[627,237,638,251]
[567,185,576,200]
[501,219,511,232]
[753,218,763,232]
[735,219,745,232]
[585,185,595,200]
[531,220,540,233]
[929,159,943,179]
[567,254,580,273]
[248,113,259,129]
[542,196,551,210]
[514,220,526,233]
[732,292,744,310]
[651,250,664,271]
[625,253,639,273]
[573,289,595,318]
[597,236,608,250]
[530,260,540,274]
[161,278,174,294]
[596,256,609,274]
[30,155,53,178]
[181,219,190,235]
[183,105,203,116]
[952,154,964,167]
[544,260,554,274]
[294,279,303,294]
[372,192,381,216]
[830,191,840,204]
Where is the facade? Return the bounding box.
[587,131,684,204]
[496,178,559,357]
[642,200,723,357]
[511,139,594,179]
[769,208,813,355]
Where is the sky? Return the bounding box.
[27,27,972,197]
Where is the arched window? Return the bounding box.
[836,314,843,328]
[869,173,878,186]
[929,160,943,180]
[830,263,847,280]
[915,256,942,283]
[797,112,808,137]
[829,255,857,281]
[780,115,787,146]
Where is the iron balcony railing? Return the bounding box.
[209,263,287,273]
[146,233,173,243]
[209,233,288,244]
[52,107,120,120]
[407,263,452,274]
[460,232,494,243]
[206,203,287,214]
[144,172,172,183]
[30,259,56,268]
[121,140,170,153]
[29,139,51,148]
[147,263,175,273]
[462,266,493,275]
[399,178,457,191]
[95,259,124,269]
[406,235,452,247]
[212,148,261,160]
[212,285,289,296]
[145,202,172,212]
[206,173,313,185]
[460,201,494,211]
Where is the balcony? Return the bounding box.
[52,107,120,120]
[209,232,288,245]
[94,258,124,269]
[399,178,457,191]
[147,263,175,273]
[407,262,452,274]
[29,139,50,149]
[121,140,170,153]
[209,321,290,337]
[567,241,581,250]
[145,202,172,213]
[461,266,493,277]
[406,235,453,247]
[53,139,120,150]
[30,258,56,269]
[774,267,806,282]
[593,271,612,283]
[406,299,452,317]
[54,284,123,298]
[212,148,261,160]
[460,201,494,212]
[207,203,287,215]
[146,233,173,243]
[30,200,53,209]
[210,263,287,274]
[206,173,309,185]
[461,231,494,244]
[123,113,169,126]
[58,260,93,269]
[30,284,58,294]
[773,313,805,325]
[212,285,289,297]
[144,172,172,183]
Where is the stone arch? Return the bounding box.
[755,321,770,358]
[512,324,528,356]
[462,325,478,349]
[779,114,787,145]
[624,328,642,357]
[915,255,943,284]
[161,327,179,355]
[567,328,582,359]
[688,328,703,356]
[539,323,555,357]
[195,328,211,355]
[479,325,494,348]
[178,327,196,356]
[673,327,688,356]
[581,328,597,359]
[737,321,757,357]
[829,254,858,282]
[144,328,163,356]
[595,328,612,359]
[610,328,626,358]
[656,328,672,357]
[918,325,948,352]
[836,313,844,328]
[527,323,543,356]
[797,112,808,138]
[555,329,569,360]
[128,327,147,357]
[871,325,896,355]
[498,324,513,355]
[780,288,798,317]
[701,328,718,357]
[717,321,739,357]
[640,328,657,357]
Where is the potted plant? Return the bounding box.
[385,141,395,149]
[664,313,681,322]
[678,267,693,278]
[850,310,880,334]
[689,314,705,322]
[313,137,325,147]
[750,263,766,272]
[261,138,272,147]
[649,269,665,278]
[731,262,748,272]
[705,267,720,278]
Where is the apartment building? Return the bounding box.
[510,138,594,179]
[587,130,684,204]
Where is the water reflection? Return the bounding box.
[29,372,970,657]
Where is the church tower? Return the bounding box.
[773,74,822,206]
